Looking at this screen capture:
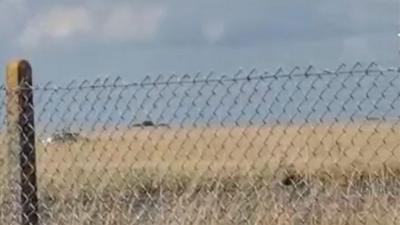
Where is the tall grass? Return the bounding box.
[2,121,400,224]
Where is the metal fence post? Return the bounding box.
[5,60,38,225]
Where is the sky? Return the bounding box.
[0,0,399,85]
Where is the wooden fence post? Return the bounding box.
[5,60,38,225]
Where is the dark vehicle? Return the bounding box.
[131,121,170,128]
[52,130,80,143]
[142,120,155,126]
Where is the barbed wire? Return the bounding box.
[0,62,399,91]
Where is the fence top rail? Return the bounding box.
[1,62,399,91]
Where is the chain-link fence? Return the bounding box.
[2,62,400,225]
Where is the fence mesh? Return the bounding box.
[2,63,400,225]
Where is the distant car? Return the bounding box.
[142,120,155,127]
[51,131,80,143]
[131,121,170,128]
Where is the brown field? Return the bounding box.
[2,121,400,224]
[36,121,400,184]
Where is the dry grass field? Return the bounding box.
[37,120,400,184]
[3,121,400,224]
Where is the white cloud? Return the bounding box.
[101,3,166,42]
[202,20,225,44]
[17,3,167,50]
[19,6,93,49]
